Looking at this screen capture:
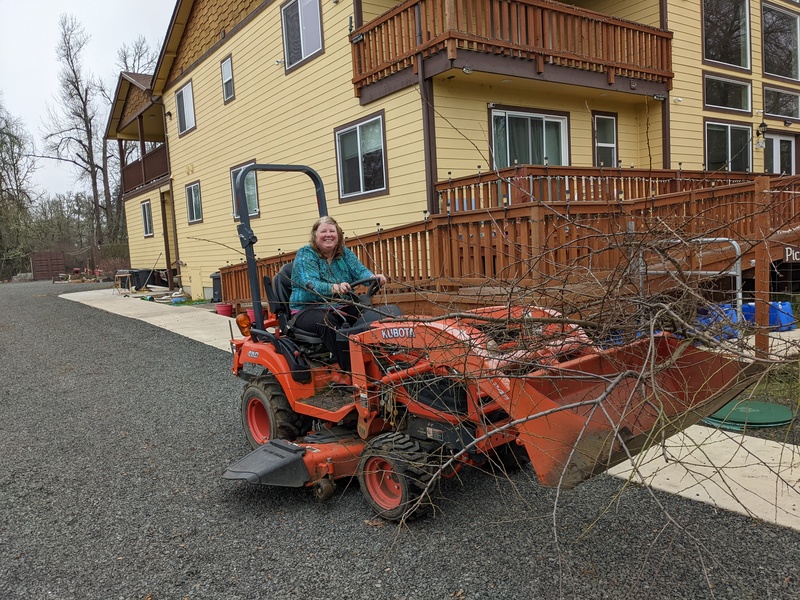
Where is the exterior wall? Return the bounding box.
[666,0,799,173]
[572,0,661,28]
[432,77,663,179]
[360,0,397,22]
[162,1,426,298]
[121,85,150,126]
[167,0,265,86]
[125,186,172,272]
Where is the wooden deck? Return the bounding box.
[351,0,673,96]
[219,171,800,316]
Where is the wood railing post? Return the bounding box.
[754,176,771,359]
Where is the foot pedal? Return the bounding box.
[223,439,310,487]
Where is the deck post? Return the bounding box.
[754,176,770,359]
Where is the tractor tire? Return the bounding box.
[357,432,435,522]
[241,378,309,450]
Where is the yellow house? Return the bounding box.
[106,0,800,298]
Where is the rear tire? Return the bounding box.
[357,432,435,522]
[241,378,308,449]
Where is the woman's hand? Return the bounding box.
[374,274,387,286]
[332,282,352,295]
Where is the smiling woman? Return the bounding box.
[289,216,386,371]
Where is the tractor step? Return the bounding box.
[296,385,355,412]
[222,439,310,487]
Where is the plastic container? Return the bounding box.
[695,303,738,339]
[740,301,795,331]
[215,303,233,317]
[770,301,796,331]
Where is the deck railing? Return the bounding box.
[435,165,762,213]
[121,144,169,195]
[351,0,673,95]
[219,174,800,311]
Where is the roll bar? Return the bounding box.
[234,164,328,331]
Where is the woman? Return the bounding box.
[290,216,386,370]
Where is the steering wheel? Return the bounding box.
[347,277,382,300]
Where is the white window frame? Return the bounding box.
[186,182,202,224]
[335,114,388,200]
[141,200,154,237]
[593,114,617,167]
[281,0,323,70]
[765,87,800,119]
[175,81,196,134]
[763,4,800,81]
[491,109,569,169]
[705,121,752,172]
[230,162,259,219]
[703,0,751,70]
[704,75,751,112]
[221,56,235,102]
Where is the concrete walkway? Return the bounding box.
[62,287,800,531]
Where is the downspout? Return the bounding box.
[160,102,180,291]
[660,0,671,169]
[160,191,174,290]
[416,4,437,214]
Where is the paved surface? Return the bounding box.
[2,281,799,599]
[66,286,800,532]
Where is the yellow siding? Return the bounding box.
[124,188,171,271]
[572,0,661,28]
[163,2,426,298]
[666,0,792,173]
[433,78,664,178]
[360,0,398,23]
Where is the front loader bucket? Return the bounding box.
[501,336,764,489]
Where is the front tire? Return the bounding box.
[241,378,308,449]
[357,432,435,522]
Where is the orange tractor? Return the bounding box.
[223,165,760,521]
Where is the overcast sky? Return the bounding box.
[0,0,176,196]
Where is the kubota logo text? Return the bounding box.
[381,327,415,339]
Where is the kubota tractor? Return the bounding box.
[222,164,760,521]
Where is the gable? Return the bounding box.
[120,84,153,129]
[165,0,268,89]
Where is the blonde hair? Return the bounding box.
[309,216,345,259]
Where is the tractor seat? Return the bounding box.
[267,262,323,345]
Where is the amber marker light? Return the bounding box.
[235,312,252,337]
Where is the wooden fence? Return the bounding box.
[219,174,800,312]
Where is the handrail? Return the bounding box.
[220,174,800,310]
[351,0,673,94]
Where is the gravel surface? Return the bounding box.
[2,280,799,599]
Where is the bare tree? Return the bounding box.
[116,35,159,74]
[42,14,105,246]
[0,96,37,278]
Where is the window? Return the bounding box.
[221,56,235,102]
[141,200,153,237]
[281,0,323,70]
[335,113,388,199]
[593,114,617,167]
[704,75,751,111]
[705,122,752,172]
[186,182,202,224]
[703,0,750,69]
[764,6,799,80]
[230,162,259,218]
[765,87,800,118]
[492,109,568,169]
[175,81,196,134]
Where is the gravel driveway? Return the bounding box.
[1,281,799,599]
